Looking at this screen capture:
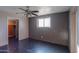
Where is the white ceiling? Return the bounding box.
[0,6,71,16]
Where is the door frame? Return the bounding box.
[7,17,19,52]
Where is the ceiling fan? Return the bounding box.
[16,6,39,17]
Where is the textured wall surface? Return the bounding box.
[77,7,79,47]
[69,7,77,53]
[29,12,69,46]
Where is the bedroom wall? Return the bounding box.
[19,16,29,40]
[0,16,8,46]
[77,7,79,47]
[77,6,79,53]
[69,7,77,53]
[0,11,29,46]
[29,12,69,46]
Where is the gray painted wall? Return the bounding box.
[77,7,79,46]
[69,7,77,53]
[29,12,69,46]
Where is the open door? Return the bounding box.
[8,20,19,52]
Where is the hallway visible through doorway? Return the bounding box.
[8,20,19,52]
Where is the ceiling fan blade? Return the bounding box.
[19,8,26,11]
[32,11,39,13]
[26,6,29,9]
[17,7,39,17]
[16,12,27,14]
[32,13,38,16]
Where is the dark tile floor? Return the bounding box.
[0,39,69,53]
[0,45,8,53]
[19,39,69,53]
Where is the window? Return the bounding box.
[38,17,51,28]
[38,19,44,27]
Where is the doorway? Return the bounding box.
[8,20,19,52]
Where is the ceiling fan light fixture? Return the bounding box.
[16,6,39,17]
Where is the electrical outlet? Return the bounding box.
[41,36,43,39]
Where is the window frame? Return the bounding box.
[37,17,51,28]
